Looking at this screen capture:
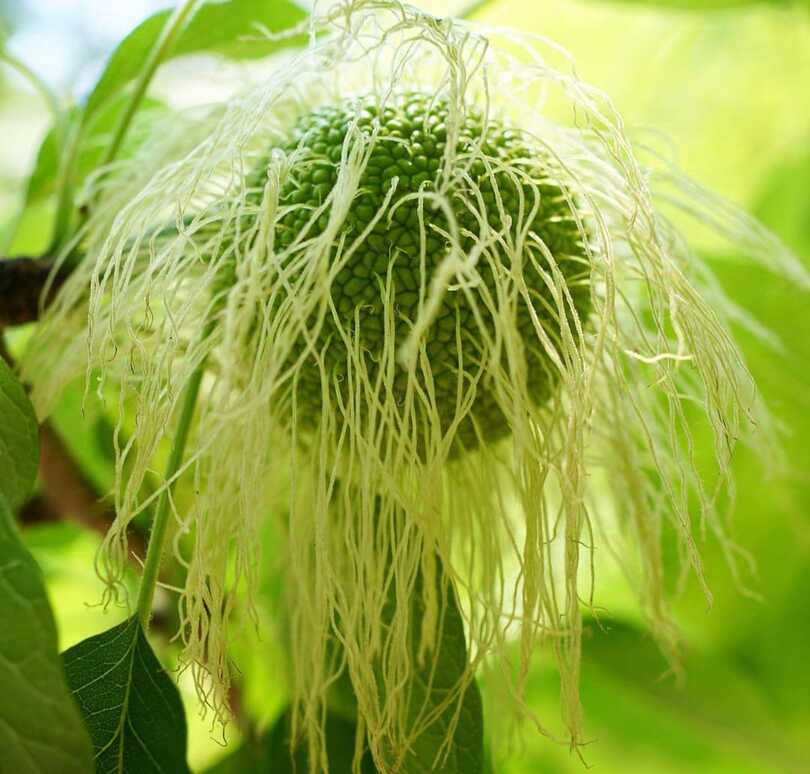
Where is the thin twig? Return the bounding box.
[100,0,201,168]
[54,0,201,251]
[0,49,60,119]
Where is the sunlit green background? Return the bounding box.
[2,1,808,771]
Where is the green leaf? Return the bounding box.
[24,117,63,203]
[0,494,95,774]
[0,355,39,509]
[204,707,377,773]
[3,198,55,256]
[384,557,484,774]
[25,97,164,205]
[85,0,308,118]
[17,0,307,250]
[63,616,190,774]
[266,706,377,773]
[202,743,262,774]
[207,574,486,774]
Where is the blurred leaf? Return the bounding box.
[63,616,190,774]
[505,617,809,773]
[581,619,809,771]
[0,354,39,509]
[4,198,55,255]
[49,379,116,495]
[22,520,87,561]
[753,151,810,253]
[21,521,132,650]
[17,95,165,251]
[203,743,262,773]
[458,0,499,18]
[85,0,308,118]
[0,494,95,774]
[585,0,803,8]
[24,116,62,203]
[683,146,810,645]
[700,148,810,727]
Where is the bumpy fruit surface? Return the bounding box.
[276,93,590,448]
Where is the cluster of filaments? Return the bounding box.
[22,0,802,768]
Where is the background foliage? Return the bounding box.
[0,0,808,772]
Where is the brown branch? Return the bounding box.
[228,677,252,740]
[36,422,147,560]
[0,256,67,326]
[18,494,62,525]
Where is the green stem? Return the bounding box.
[0,50,60,118]
[136,359,206,630]
[55,0,199,252]
[101,0,199,169]
[50,117,82,254]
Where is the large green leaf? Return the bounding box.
[383,558,484,774]
[85,0,307,118]
[0,494,95,774]
[0,355,39,509]
[205,706,377,773]
[63,616,190,774]
[205,556,484,774]
[265,706,378,773]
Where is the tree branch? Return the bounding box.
[36,421,147,560]
[0,256,66,326]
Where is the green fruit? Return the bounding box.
[275,93,590,449]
